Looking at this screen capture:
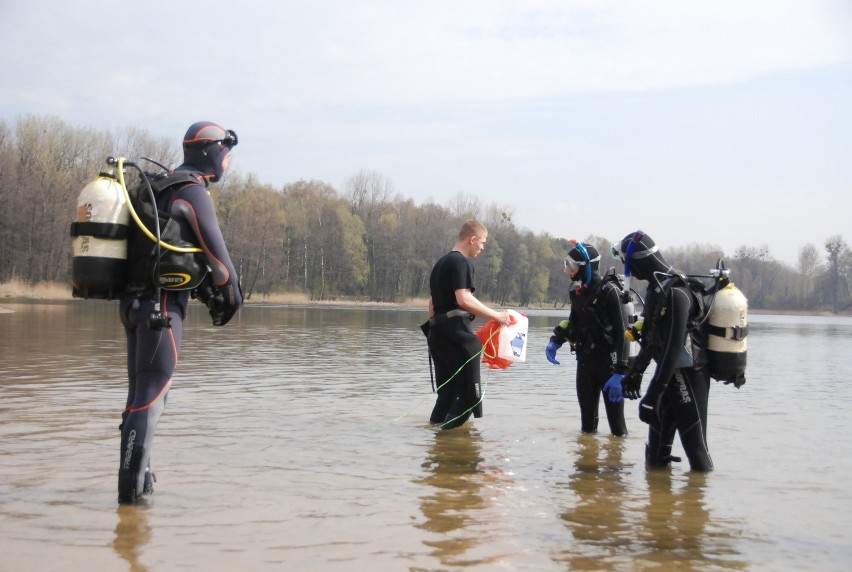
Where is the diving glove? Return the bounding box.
[545,340,562,365]
[194,278,241,327]
[211,282,242,327]
[603,373,625,403]
[622,370,643,400]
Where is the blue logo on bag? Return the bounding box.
[510,333,526,357]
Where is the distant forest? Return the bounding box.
[1,114,850,313]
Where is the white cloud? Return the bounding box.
[1,0,850,266]
[5,1,849,111]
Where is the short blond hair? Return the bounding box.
[458,219,487,241]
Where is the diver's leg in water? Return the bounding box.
[576,361,600,433]
[117,296,182,503]
[675,368,714,472]
[119,394,167,502]
[578,357,628,436]
[119,407,157,495]
[600,364,628,436]
[603,396,628,437]
[645,383,679,467]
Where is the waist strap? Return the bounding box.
[429,308,473,326]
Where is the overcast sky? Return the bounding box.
[2,0,850,266]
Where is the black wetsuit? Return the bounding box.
[552,274,631,436]
[117,170,242,502]
[427,251,482,430]
[634,276,713,472]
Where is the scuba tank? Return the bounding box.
[706,277,748,387]
[621,260,748,387]
[70,172,130,299]
[70,157,207,305]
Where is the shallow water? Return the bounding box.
[1,302,851,571]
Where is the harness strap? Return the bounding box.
[429,308,473,326]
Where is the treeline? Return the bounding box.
[1,115,850,313]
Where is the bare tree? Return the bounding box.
[797,243,821,310]
[344,169,397,301]
[823,235,850,313]
[446,192,482,221]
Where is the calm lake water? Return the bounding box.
[1,301,851,571]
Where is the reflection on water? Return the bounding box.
[113,505,152,572]
[558,434,630,569]
[2,303,852,571]
[416,428,488,565]
[635,470,746,571]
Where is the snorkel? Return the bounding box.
[622,235,638,292]
[574,241,594,288]
[613,230,668,291]
[565,240,600,290]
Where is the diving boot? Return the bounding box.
[645,443,681,468]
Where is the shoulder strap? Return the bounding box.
[585,274,627,340]
[671,274,708,330]
[594,270,631,305]
[149,171,200,194]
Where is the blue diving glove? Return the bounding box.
[545,341,562,365]
[603,373,625,403]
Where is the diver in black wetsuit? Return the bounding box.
[117,121,243,503]
[545,242,632,436]
[426,220,511,430]
[613,231,714,472]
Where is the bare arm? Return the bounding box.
[456,289,510,326]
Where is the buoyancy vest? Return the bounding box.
[570,271,632,352]
[125,171,209,294]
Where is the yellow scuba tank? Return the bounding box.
[70,171,129,299]
[706,282,748,386]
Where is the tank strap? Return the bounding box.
[70,221,128,239]
[707,323,748,341]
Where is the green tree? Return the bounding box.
[216,173,287,299]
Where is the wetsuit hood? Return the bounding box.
[566,242,600,288]
[181,121,237,183]
[615,230,671,281]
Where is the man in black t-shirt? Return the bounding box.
[426,220,511,430]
